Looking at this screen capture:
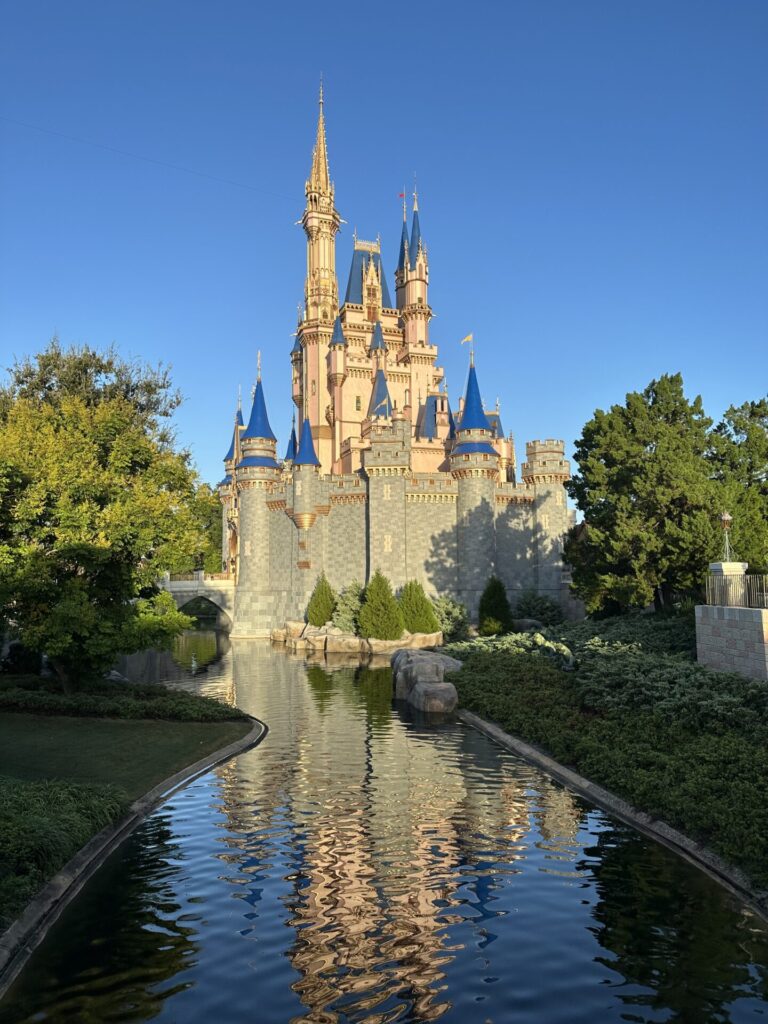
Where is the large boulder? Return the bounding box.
[325,634,365,654]
[407,631,443,649]
[512,617,544,633]
[390,649,462,712]
[285,620,305,639]
[270,628,287,644]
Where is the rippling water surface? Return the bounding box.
[3,638,768,1023]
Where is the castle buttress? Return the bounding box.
[218,90,577,637]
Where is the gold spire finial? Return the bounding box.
[257,350,262,383]
[308,79,331,193]
[237,384,242,411]
[402,187,407,222]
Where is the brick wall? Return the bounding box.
[695,605,768,680]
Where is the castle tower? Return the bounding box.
[218,400,244,575]
[398,195,435,413]
[451,358,499,618]
[299,84,342,470]
[292,418,322,614]
[326,316,347,469]
[521,440,571,602]
[231,369,283,637]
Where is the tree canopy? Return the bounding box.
[0,341,219,687]
[565,374,768,613]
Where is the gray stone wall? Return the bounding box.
[495,498,536,603]
[455,476,497,619]
[695,605,768,680]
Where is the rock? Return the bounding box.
[390,649,462,711]
[325,634,364,654]
[301,623,325,639]
[367,637,406,654]
[104,669,129,683]
[305,633,327,653]
[512,618,544,633]
[407,631,443,649]
[288,637,308,651]
[285,620,305,639]
[409,680,458,714]
[326,625,344,636]
[270,628,287,644]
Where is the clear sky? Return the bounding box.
[1,0,766,485]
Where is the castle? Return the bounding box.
[219,90,575,638]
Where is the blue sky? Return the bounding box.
[1,0,766,485]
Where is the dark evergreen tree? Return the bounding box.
[332,580,364,634]
[565,374,720,613]
[306,572,337,626]
[398,580,440,634]
[478,576,512,635]
[358,570,404,640]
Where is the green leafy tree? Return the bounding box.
[190,483,224,574]
[332,580,363,634]
[358,570,404,640]
[709,398,768,570]
[306,573,337,626]
[433,595,470,641]
[565,374,720,613]
[514,589,564,626]
[0,342,208,689]
[398,580,440,634]
[478,576,512,634]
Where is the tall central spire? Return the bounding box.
[308,80,331,195]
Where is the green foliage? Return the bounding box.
[332,580,364,635]
[514,588,564,625]
[398,580,440,634]
[0,675,248,722]
[478,575,512,634]
[566,374,768,613]
[358,570,404,640]
[433,595,470,642]
[191,483,225,574]
[307,572,337,626]
[449,613,768,888]
[446,629,574,669]
[0,776,130,928]
[0,341,210,688]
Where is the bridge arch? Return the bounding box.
[178,595,233,632]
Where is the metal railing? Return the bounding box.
[705,574,768,609]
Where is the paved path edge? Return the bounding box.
[458,708,768,924]
[0,714,268,1000]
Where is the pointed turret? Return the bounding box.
[370,320,386,352]
[242,376,276,441]
[368,368,393,418]
[284,419,298,462]
[223,406,244,463]
[295,417,321,466]
[408,193,423,268]
[330,316,347,346]
[397,197,409,272]
[237,367,280,472]
[308,81,331,195]
[458,362,493,433]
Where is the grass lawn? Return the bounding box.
[0,713,251,801]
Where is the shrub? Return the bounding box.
[433,595,470,642]
[332,581,364,635]
[478,576,512,634]
[398,581,440,634]
[514,588,564,626]
[307,572,337,627]
[358,570,404,641]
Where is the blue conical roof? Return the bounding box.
[291,335,302,356]
[370,321,386,351]
[330,317,347,346]
[295,418,320,466]
[408,205,422,267]
[223,407,244,462]
[368,369,393,418]
[397,217,409,272]
[459,364,492,432]
[242,378,276,441]
[284,425,297,461]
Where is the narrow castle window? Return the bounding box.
[355,396,361,411]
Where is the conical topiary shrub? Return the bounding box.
[306,572,337,626]
[478,575,512,635]
[332,580,364,635]
[398,580,440,634]
[358,570,404,640]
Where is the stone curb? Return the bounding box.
[458,709,768,925]
[0,715,268,1000]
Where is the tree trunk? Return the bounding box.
[49,657,73,694]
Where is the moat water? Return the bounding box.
[2,635,768,1023]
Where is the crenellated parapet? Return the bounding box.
[521,440,570,485]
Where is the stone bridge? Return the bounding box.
[161,572,235,629]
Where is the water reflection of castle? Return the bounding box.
[207,642,583,1022]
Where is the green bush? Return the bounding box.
[514,588,564,625]
[358,571,404,641]
[398,580,440,634]
[332,581,364,635]
[433,595,470,642]
[448,619,768,889]
[0,679,248,722]
[478,575,512,634]
[0,777,130,928]
[306,572,337,626]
